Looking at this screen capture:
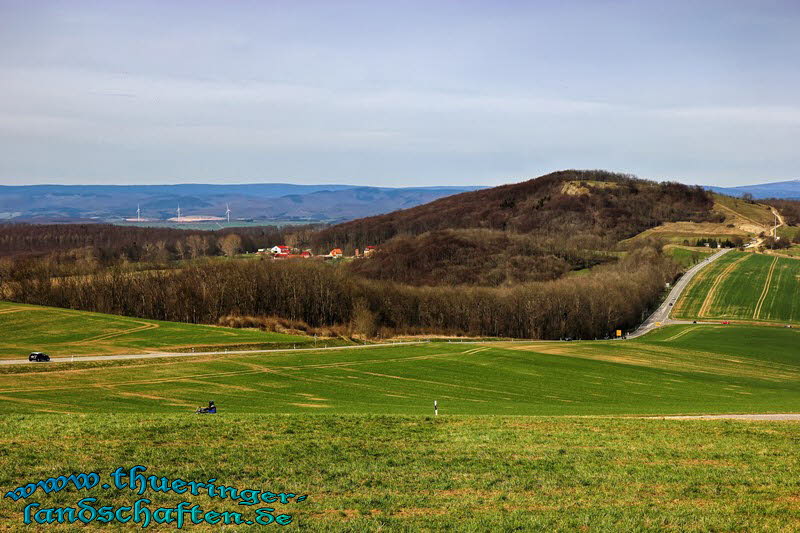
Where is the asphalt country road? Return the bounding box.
[628,247,733,339]
[0,341,430,366]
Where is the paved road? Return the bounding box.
[0,341,429,366]
[628,247,733,338]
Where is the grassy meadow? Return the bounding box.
[663,245,715,268]
[673,251,800,324]
[777,225,800,241]
[1,414,799,531]
[2,324,798,416]
[773,245,800,258]
[712,194,776,228]
[0,301,310,360]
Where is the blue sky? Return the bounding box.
[0,0,798,187]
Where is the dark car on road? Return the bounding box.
[28,352,50,362]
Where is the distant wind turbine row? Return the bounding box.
[127,204,232,223]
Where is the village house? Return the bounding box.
[270,245,292,254]
[273,250,313,260]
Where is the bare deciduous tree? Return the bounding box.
[219,234,243,257]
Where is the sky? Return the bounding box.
[0,0,798,187]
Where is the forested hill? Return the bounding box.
[313,170,716,250]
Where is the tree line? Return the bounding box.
[0,223,322,262]
[1,244,676,339]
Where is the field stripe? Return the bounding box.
[753,256,779,320]
[77,322,160,344]
[0,307,29,315]
[661,326,701,343]
[698,254,750,318]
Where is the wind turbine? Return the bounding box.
[136,203,141,223]
[176,205,182,222]
[225,203,231,223]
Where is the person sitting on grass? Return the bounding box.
[195,401,216,414]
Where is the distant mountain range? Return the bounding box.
[0,183,484,224]
[707,179,800,200]
[2,177,797,225]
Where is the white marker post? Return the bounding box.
[434,400,438,416]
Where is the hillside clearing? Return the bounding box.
[663,245,715,268]
[623,195,777,246]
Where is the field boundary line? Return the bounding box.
[0,308,27,315]
[753,256,779,320]
[698,254,750,318]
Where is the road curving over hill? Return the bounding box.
[628,247,734,339]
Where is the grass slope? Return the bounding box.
[0,301,309,359]
[3,325,799,416]
[663,245,715,268]
[1,415,798,531]
[674,252,800,323]
[712,194,776,227]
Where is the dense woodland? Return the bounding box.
[350,229,614,286]
[1,244,675,339]
[2,170,799,339]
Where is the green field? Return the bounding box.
[1,414,798,531]
[3,324,798,416]
[674,251,800,324]
[1,325,799,530]
[0,301,310,360]
[3,280,800,529]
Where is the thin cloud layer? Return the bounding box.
[0,1,798,185]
